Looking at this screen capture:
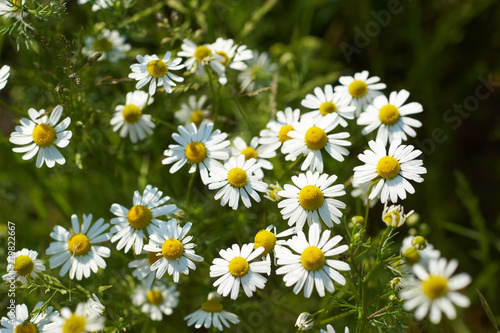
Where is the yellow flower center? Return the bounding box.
[383,212,401,227]
[403,248,420,266]
[194,45,211,62]
[201,299,223,313]
[241,147,258,161]
[278,125,294,143]
[348,80,368,98]
[62,315,86,333]
[227,168,248,188]
[304,126,328,150]
[12,0,22,12]
[376,156,401,180]
[67,233,91,256]
[254,230,277,255]
[122,104,142,124]
[190,110,204,127]
[147,251,162,266]
[14,323,38,333]
[185,141,207,163]
[216,51,230,66]
[146,289,164,305]
[422,275,449,300]
[300,246,325,271]
[379,104,400,125]
[13,255,34,276]
[298,185,324,211]
[92,37,113,52]
[268,188,282,202]
[146,60,168,78]
[127,205,152,229]
[32,124,56,147]
[161,238,184,260]
[319,101,337,115]
[228,256,249,277]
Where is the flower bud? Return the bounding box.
[411,236,427,250]
[295,312,314,330]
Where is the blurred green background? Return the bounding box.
[1,0,499,332]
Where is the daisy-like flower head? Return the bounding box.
[210,37,253,85]
[282,114,351,174]
[353,140,427,203]
[399,258,472,324]
[264,181,283,202]
[382,202,414,228]
[184,292,240,331]
[129,249,163,289]
[46,214,111,281]
[259,107,301,155]
[84,294,105,320]
[320,324,350,333]
[278,171,346,232]
[230,136,276,176]
[82,29,131,63]
[207,155,268,210]
[400,236,440,272]
[350,180,379,208]
[301,84,355,127]
[162,122,230,185]
[174,94,211,127]
[110,90,155,143]
[45,302,104,333]
[295,312,314,330]
[253,224,295,265]
[0,0,26,19]
[0,64,10,91]
[132,282,179,321]
[276,224,350,298]
[143,218,203,283]
[177,39,226,81]
[9,105,72,168]
[357,89,423,145]
[334,71,386,116]
[110,184,178,255]
[210,243,271,300]
[129,52,184,96]
[0,302,59,333]
[238,50,276,92]
[2,248,45,283]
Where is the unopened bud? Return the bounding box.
[411,236,427,250]
[390,277,403,292]
[351,216,365,228]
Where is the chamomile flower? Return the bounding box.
[353,140,427,203]
[278,171,346,232]
[301,84,355,127]
[178,39,225,80]
[321,324,350,333]
[400,236,440,272]
[143,218,203,283]
[259,107,301,154]
[0,302,58,333]
[9,105,72,168]
[46,214,111,281]
[382,203,414,228]
[84,294,105,320]
[210,37,253,84]
[162,122,230,185]
[0,0,26,19]
[110,90,155,143]
[357,90,423,145]
[45,303,104,333]
[264,181,283,202]
[295,312,314,330]
[399,258,472,324]
[184,293,240,330]
[2,248,45,283]
[132,282,179,321]
[110,184,178,255]
[207,155,268,210]
[0,65,10,90]
[282,115,351,174]
[82,29,131,62]
[210,243,271,300]
[129,250,163,289]
[129,52,184,96]
[253,224,295,265]
[174,94,211,127]
[334,71,386,116]
[275,224,350,298]
[230,136,276,176]
[238,50,276,92]
[350,180,379,207]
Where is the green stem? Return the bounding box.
[231,95,255,136]
[364,180,378,224]
[206,68,219,128]
[234,211,241,245]
[185,171,196,214]
[154,117,178,131]
[0,98,24,115]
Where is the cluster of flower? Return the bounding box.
[2,28,472,332]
